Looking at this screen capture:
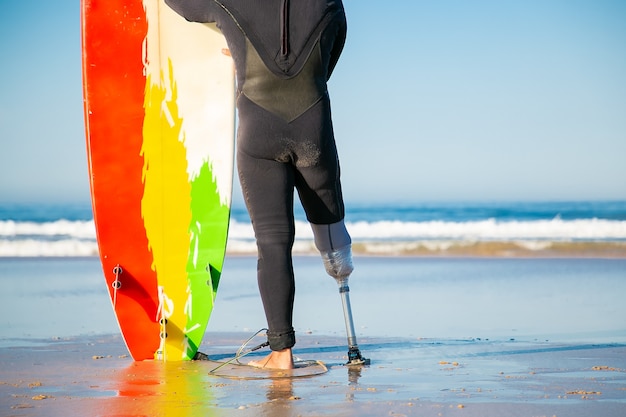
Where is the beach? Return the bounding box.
[2,333,625,416]
[1,255,625,416]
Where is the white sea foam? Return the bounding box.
[0,239,99,257]
[1,218,625,257]
[346,218,626,240]
[0,219,95,239]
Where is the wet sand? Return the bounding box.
[349,240,626,258]
[1,333,625,416]
[1,256,625,415]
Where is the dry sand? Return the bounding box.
[1,332,625,416]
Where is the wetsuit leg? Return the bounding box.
[237,149,297,351]
[287,97,354,280]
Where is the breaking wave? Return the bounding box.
[1,217,625,257]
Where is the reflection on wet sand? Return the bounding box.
[104,360,222,416]
[99,355,364,417]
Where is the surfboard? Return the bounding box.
[81,0,235,361]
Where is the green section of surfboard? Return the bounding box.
[185,162,231,354]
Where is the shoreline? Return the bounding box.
[350,240,626,258]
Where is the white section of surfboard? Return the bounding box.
[144,0,235,206]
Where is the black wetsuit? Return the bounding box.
[165,0,352,351]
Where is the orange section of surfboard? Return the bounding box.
[81,0,235,361]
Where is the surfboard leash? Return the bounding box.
[234,327,271,364]
[200,328,270,374]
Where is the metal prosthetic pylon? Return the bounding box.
[334,275,370,366]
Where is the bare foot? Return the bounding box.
[248,348,294,370]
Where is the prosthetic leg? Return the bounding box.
[313,223,370,366]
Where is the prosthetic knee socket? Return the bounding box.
[311,221,354,280]
[320,245,354,281]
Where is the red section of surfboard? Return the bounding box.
[81,0,160,360]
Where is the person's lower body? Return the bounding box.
[236,96,353,367]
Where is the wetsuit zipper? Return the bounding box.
[281,0,289,57]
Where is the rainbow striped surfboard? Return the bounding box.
[81,0,235,361]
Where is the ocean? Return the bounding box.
[1,200,626,257]
[1,201,625,344]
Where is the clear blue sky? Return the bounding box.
[1,0,625,205]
